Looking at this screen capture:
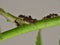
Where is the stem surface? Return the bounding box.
[0,16,60,41]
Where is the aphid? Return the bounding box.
[15,19,20,26]
[19,14,37,23]
[18,14,26,19]
[43,13,59,19]
[15,14,37,26]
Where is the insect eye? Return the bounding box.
[28,16,32,20]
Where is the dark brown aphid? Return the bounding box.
[18,15,37,23]
[43,13,59,19]
[18,14,27,19]
[15,14,37,26]
[15,19,20,26]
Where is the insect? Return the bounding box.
[43,13,59,19]
[15,14,37,26]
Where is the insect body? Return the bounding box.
[18,14,37,23]
[15,13,59,26]
[43,13,59,19]
[15,14,37,26]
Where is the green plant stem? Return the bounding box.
[0,16,60,41]
[0,8,17,22]
[0,8,29,24]
[36,30,42,45]
[0,8,60,41]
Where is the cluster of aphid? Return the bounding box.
[43,13,59,19]
[15,14,37,26]
[18,15,37,23]
[15,13,59,26]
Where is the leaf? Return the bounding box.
[36,30,42,45]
